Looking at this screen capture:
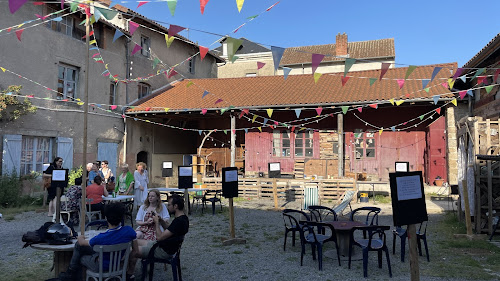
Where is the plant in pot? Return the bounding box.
[434,176,444,186]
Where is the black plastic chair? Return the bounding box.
[308,205,338,234]
[122,200,135,228]
[348,225,392,278]
[141,236,184,281]
[350,206,381,239]
[202,190,222,215]
[300,221,341,270]
[489,215,500,241]
[85,219,108,230]
[416,221,429,262]
[393,221,430,262]
[282,209,310,251]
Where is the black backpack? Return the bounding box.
[22,222,54,248]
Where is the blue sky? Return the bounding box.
[122,0,500,67]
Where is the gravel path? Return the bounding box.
[0,197,491,281]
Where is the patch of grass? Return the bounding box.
[233,250,243,254]
[0,202,43,217]
[373,195,391,204]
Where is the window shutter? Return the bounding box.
[97,142,118,177]
[2,134,22,175]
[57,137,73,170]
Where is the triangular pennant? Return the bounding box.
[459,75,467,83]
[110,105,117,110]
[252,115,257,123]
[9,0,28,14]
[391,126,396,132]
[70,2,79,12]
[441,82,448,89]
[257,127,262,132]
[369,104,378,109]
[153,58,161,69]
[369,78,377,86]
[266,109,273,118]
[295,109,301,118]
[113,30,124,43]
[494,69,500,83]
[15,29,23,41]
[477,76,487,85]
[95,7,118,20]
[379,63,391,80]
[236,0,244,12]
[405,65,417,80]
[131,44,142,55]
[164,108,170,112]
[311,53,325,74]
[202,90,209,98]
[430,67,442,82]
[459,91,467,100]
[186,81,194,88]
[230,55,239,63]
[200,0,209,14]
[290,126,296,132]
[433,95,440,105]
[282,67,292,80]
[344,58,356,77]
[269,125,274,129]
[436,108,441,115]
[232,129,236,135]
[89,39,97,45]
[315,107,323,116]
[357,107,362,113]
[448,78,455,89]
[221,108,228,114]
[421,79,430,89]
[199,46,209,61]
[198,130,202,135]
[395,100,404,106]
[244,128,248,134]
[226,37,243,62]
[201,108,207,115]
[215,99,223,105]
[257,62,265,70]
[389,99,395,105]
[129,21,139,35]
[424,87,430,93]
[93,8,103,21]
[137,1,148,9]
[271,46,285,71]
[167,0,177,16]
[471,68,485,80]
[167,69,178,78]
[169,24,185,37]
[379,129,383,135]
[341,106,349,114]
[273,121,279,126]
[341,76,350,86]
[165,35,175,48]
[452,68,463,81]
[396,79,405,89]
[263,118,268,125]
[0,67,6,72]
[485,85,494,94]
[451,99,457,106]
[247,15,258,19]
[314,72,322,83]
[223,130,227,134]
[467,90,473,97]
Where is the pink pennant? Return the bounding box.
[9,0,28,14]
[242,108,249,115]
[103,72,110,77]
[266,1,280,11]
[201,109,207,115]
[397,79,405,89]
[60,0,64,9]
[26,95,34,98]
[441,82,448,89]
[129,21,139,35]
[405,94,410,98]
[215,99,223,104]
[137,1,148,9]
[232,130,236,134]
[110,105,117,110]
[436,108,441,115]
[169,25,186,37]
[15,29,24,41]
[369,104,378,109]
[33,2,44,5]
[121,115,126,118]
[403,122,407,125]
[7,27,12,32]
[459,91,467,100]
[274,121,279,125]
[341,76,350,87]
[167,69,178,78]
[315,107,323,116]
[311,54,325,74]
[145,107,151,111]
[200,0,209,14]
[257,62,266,70]
[199,46,209,61]
[35,14,49,20]
[238,111,244,119]
[357,107,362,113]
[291,126,295,132]
[379,63,391,80]
[494,69,500,82]
[233,23,245,33]
[477,76,487,85]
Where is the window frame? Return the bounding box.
[188,57,196,74]
[57,64,79,100]
[109,82,116,105]
[354,131,376,159]
[20,136,53,176]
[294,131,314,158]
[141,35,150,57]
[138,82,151,99]
[272,130,291,157]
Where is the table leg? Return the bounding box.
[337,232,352,256]
[53,251,73,277]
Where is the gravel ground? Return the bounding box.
[0,196,491,281]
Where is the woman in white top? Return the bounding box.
[100,160,114,184]
[134,162,149,208]
[135,189,170,240]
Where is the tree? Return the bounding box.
[0,85,37,122]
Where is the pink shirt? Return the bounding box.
[86,183,106,204]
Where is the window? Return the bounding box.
[295,131,314,157]
[21,137,53,176]
[46,6,73,36]
[354,132,376,158]
[57,64,79,99]
[273,130,290,157]
[138,83,151,99]
[109,83,116,105]
[141,35,150,57]
[189,57,195,74]
[45,6,102,46]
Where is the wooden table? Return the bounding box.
[326,220,365,256]
[31,240,77,277]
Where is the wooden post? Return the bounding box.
[55,187,62,224]
[408,224,420,281]
[165,177,169,188]
[486,119,493,234]
[273,178,278,209]
[337,114,344,177]
[461,179,473,236]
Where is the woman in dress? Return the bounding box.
[135,189,170,240]
[43,157,63,217]
[134,162,149,208]
[115,164,135,195]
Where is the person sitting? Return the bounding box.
[116,164,135,195]
[58,202,138,281]
[135,189,170,241]
[129,195,189,273]
[88,162,104,186]
[86,175,108,216]
[60,177,83,226]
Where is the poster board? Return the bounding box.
[162,161,173,177]
[51,169,69,189]
[268,162,281,178]
[178,166,193,189]
[222,167,239,198]
[395,161,410,172]
[390,171,428,226]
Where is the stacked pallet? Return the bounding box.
[294,160,305,179]
[319,132,339,159]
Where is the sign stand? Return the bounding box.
[162,161,173,189]
[178,166,193,214]
[408,224,419,281]
[269,162,281,210]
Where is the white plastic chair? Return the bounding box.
[86,242,132,281]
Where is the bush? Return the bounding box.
[68,165,83,188]
[0,172,22,207]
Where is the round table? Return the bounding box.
[31,240,77,277]
[326,220,366,256]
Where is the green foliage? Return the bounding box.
[68,165,83,188]
[0,85,37,122]
[0,172,22,207]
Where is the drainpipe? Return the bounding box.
[123,37,130,164]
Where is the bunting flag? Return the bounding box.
[379,63,391,80]
[369,103,378,109]
[137,1,148,9]
[477,76,487,85]
[459,75,467,83]
[436,108,441,115]
[15,29,24,41]
[471,68,485,80]
[70,2,79,12]
[424,88,430,93]
[230,55,239,63]
[164,108,170,112]
[167,69,178,78]
[267,1,279,11]
[421,79,430,89]
[485,85,494,94]
[341,76,350,86]
[9,0,28,14]
[167,0,177,16]
[244,128,248,134]
[314,73,322,83]
[186,81,194,88]
[311,54,325,74]
[271,46,285,71]
[344,58,356,77]
[295,109,301,118]
[165,35,175,48]
[258,127,262,132]
[226,37,243,62]
[432,95,440,105]
[341,106,349,114]
[441,82,448,89]
[1,67,6,72]
[131,44,142,55]
[215,99,223,104]
[369,78,377,86]
[282,67,292,80]
[452,68,463,81]
[223,130,227,134]
[396,79,405,89]
[391,126,396,132]
[145,107,151,111]
[200,0,209,14]
[459,91,467,100]
[405,65,417,80]
[152,58,161,69]
[291,126,295,132]
[198,46,209,61]
[201,108,207,115]
[202,90,209,98]
[389,99,395,105]
[236,0,244,12]
[252,115,257,123]
[247,15,258,20]
[263,118,268,125]
[451,99,457,106]
[448,78,455,89]
[395,100,404,106]
[467,90,473,97]
[419,115,424,120]
[169,25,185,37]
[242,109,249,115]
[110,105,118,110]
[495,69,500,82]
[257,62,265,70]
[93,8,103,21]
[430,67,442,82]
[379,129,383,135]
[198,130,202,135]
[129,21,139,35]
[315,107,323,116]
[266,109,273,118]
[221,108,228,114]
[357,107,362,113]
[96,7,118,20]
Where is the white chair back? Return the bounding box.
[86,242,132,281]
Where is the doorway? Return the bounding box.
[137,151,148,168]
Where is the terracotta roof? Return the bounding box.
[280,38,395,66]
[127,63,457,113]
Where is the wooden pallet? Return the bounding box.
[294,160,305,179]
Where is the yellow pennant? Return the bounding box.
[314,72,322,83]
[252,115,257,123]
[257,126,262,132]
[77,102,85,106]
[165,35,175,48]
[90,15,96,25]
[451,99,457,106]
[448,78,455,89]
[145,120,151,123]
[379,129,383,135]
[299,127,306,131]
[164,108,170,112]
[389,99,395,105]
[17,23,24,28]
[395,100,404,106]
[89,39,97,45]
[76,98,81,102]
[186,81,194,88]
[236,0,244,12]
[267,108,273,118]
[0,67,5,72]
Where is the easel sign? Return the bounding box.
[51,169,69,188]
[162,161,173,177]
[178,166,193,189]
[268,162,281,178]
[389,171,428,226]
[395,161,410,172]
[222,167,238,198]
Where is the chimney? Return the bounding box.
[336,33,348,57]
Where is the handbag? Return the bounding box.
[43,176,51,190]
[106,181,116,192]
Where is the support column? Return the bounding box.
[338,113,344,177]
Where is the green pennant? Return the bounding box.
[79,19,86,26]
[485,85,494,94]
[224,130,228,135]
[70,2,80,12]
[247,15,258,19]
[471,68,485,80]
[344,58,356,77]
[221,108,228,114]
[226,37,243,62]
[419,115,424,120]
[153,58,161,69]
[369,78,377,86]
[95,7,118,20]
[231,55,239,63]
[424,87,430,93]
[341,106,349,114]
[167,0,177,16]
[405,65,417,80]
[186,81,194,88]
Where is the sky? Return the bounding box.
[123,0,499,68]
